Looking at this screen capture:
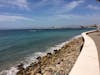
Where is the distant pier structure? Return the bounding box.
[96,25,100,31]
[91,24,100,31]
[80,24,100,31]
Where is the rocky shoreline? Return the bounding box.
[16,37,84,75]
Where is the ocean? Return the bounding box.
[0,28,93,75]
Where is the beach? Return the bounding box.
[16,37,83,75]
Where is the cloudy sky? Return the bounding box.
[0,0,100,29]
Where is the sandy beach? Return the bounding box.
[16,37,84,75]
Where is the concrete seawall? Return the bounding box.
[69,31,100,75]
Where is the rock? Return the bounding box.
[54,50,57,52]
[36,56,41,61]
[59,70,65,75]
[53,50,60,54]
[36,73,42,75]
[47,53,52,58]
[16,70,25,75]
[17,63,24,70]
[43,70,53,75]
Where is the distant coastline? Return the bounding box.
[0,27,94,31]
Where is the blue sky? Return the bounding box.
[0,0,100,29]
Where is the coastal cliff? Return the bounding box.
[16,37,83,75]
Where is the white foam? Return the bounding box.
[47,35,82,53]
[23,52,47,68]
[0,67,18,75]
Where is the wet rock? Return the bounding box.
[47,53,52,58]
[36,56,41,61]
[17,63,24,70]
[54,50,57,52]
[16,70,25,75]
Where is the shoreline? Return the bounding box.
[0,35,83,75]
[16,36,84,75]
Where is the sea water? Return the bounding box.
[0,28,93,75]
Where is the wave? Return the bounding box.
[0,35,81,75]
[0,67,18,75]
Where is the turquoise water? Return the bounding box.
[0,29,93,72]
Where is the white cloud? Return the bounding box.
[0,0,29,10]
[31,0,63,9]
[66,0,84,10]
[87,5,100,10]
[0,15,34,22]
[51,0,84,14]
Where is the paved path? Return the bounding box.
[69,32,100,75]
[88,31,100,66]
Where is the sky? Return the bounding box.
[0,0,100,29]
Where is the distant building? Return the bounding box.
[80,26,85,28]
[96,25,100,31]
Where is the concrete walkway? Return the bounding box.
[69,31,100,75]
[88,31,100,67]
